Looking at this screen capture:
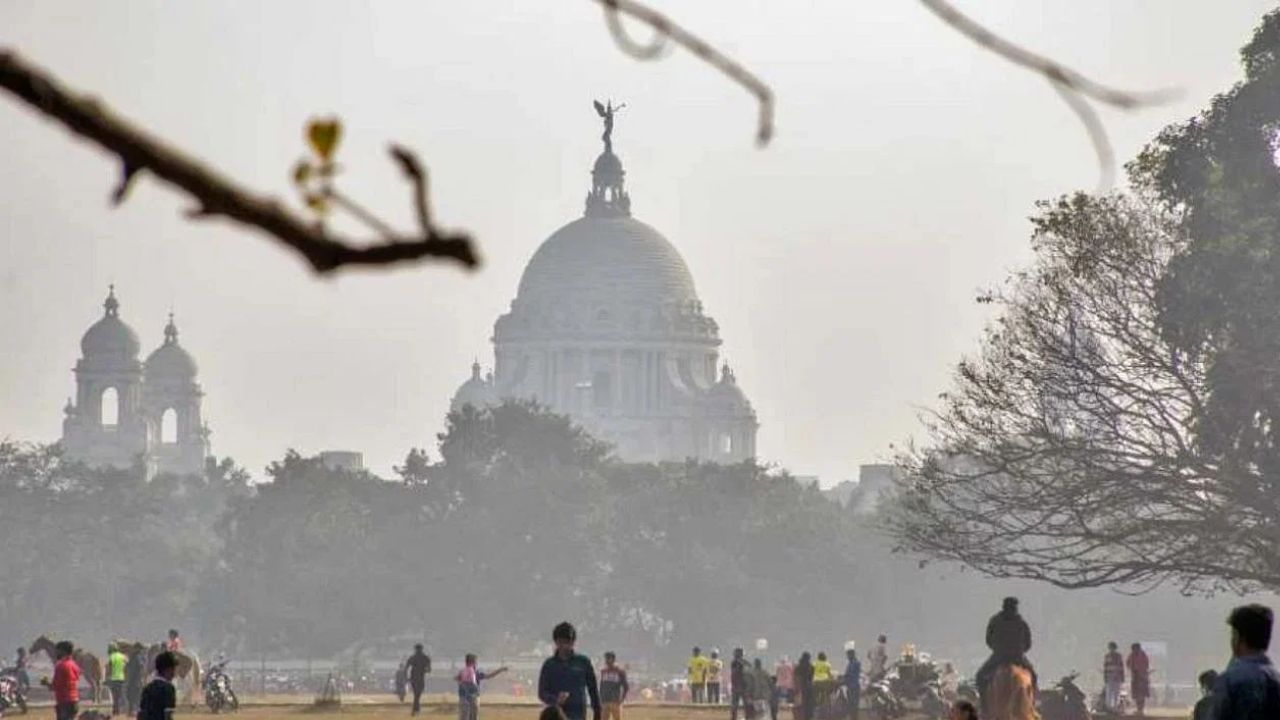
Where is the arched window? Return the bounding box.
[160,408,178,444]
[100,387,119,427]
[720,433,734,455]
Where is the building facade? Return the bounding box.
[61,287,211,477]
[451,112,758,463]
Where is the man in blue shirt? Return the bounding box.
[1210,604,1280,720]
[538,622,601,720]
[843,647,862,720]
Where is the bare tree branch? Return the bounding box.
[883,192,1280,594]
[596,0,775,146]
[0,49,479,274]
[917,0,1177,188]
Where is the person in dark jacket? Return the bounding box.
[137,651,177,720]
[730,649,750,720]
[405,643,432,715]
[974,597,1036,709]
[124,648,145,716]
[538,622,600,720]
[1209,604,1280,720]
[793,653,815,720]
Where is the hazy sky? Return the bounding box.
[1,1,1274,482]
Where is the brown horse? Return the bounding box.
[142,644,202,706]
[28,635,104,703]
[987,665,1040,720]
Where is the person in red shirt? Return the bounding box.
[1127,643,1151,716]
[46,641,81,720]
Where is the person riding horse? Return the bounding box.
[975,597,1038,712]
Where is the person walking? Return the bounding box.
[45,641,80,720]
[707,650,723,705]
[12,648,29,693]
[106,643,127,716]
[138,652,178,720]
[598,652,629,720]
[1208,604,1280,720]
[537,622,601,720]
[730,648,750,720]
[1102,641,1125,712]
[843,648,862,720]
[405,643,433,715]
[1126,642,1150,716]
[793,653,814,720]
[455,653,508,720]
[125,646,145,716]
[395,661,408,703]
[688,648,707,704]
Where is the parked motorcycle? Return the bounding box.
[1040,673,1090,720]
[865,677,902,719]
[919,680,948,720]
[203,660,239,713]
[0,668,28,716]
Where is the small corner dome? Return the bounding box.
[145,316,197,378]
[451,362,496,411]
[81,287,141,359]
[515,216,698,310]
[145,342,198,379]
[710,364,752,410]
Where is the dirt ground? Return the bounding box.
[16,696,1193,720]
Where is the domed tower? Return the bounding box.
[465,102,759,462]
[62,286,149,469]
[451,360,497,412]
[143,313,210,476]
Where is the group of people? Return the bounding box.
[972,597,1280,720]
[684,635,932,720]
[1100,640,1151,715]
[36,640,179,720]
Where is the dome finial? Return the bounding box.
[104,284,119,317]
[164,311,179,345]
[586,99,631,218]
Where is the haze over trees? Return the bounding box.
[887,11,1280,595]
[0,401,1259,681]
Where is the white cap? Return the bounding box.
[844,641,857,651]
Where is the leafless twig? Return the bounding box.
[917,0,1176,188]
[0,49,479,274]
[596,0,775,146]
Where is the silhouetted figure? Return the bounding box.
[1208,604,1280,720]
[405,643,432,715]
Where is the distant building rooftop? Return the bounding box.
[319,451,364,472]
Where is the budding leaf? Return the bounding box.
[306,118,342,161]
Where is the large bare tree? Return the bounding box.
[884,190,1280,594]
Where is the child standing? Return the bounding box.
[456,654,508,720]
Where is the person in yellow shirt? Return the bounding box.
[812,652,834,709]
[706,650,724,704]
[687,647,708,704]
[106,643,127,716]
